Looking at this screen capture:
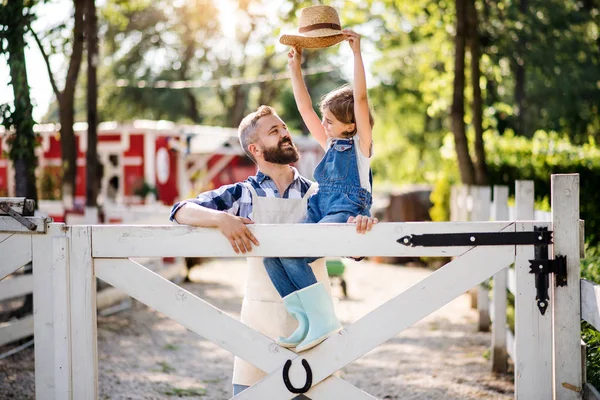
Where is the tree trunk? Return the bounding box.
[468,0,488,185]
[229,86,249,127]
[180,23,202,123]
[514,0,528,136]
[452,0,476,185]
[85,0,99,210]
[5,0,37,202]
[61,0,85,207]
[3,0,38,319]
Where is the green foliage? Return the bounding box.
[582,244,600,283]
[430,130,600,245]
[583,321,600,389]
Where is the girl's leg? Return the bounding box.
[233,384,249,396]
[264,257,318,296]
[264,257,301,298]
[270,212,351,295]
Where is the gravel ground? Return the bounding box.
[0,258,513,399]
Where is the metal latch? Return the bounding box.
[0,198,37,231]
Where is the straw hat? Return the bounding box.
[279,5,344,49]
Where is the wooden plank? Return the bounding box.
[514,181,553,400]
[94,258,365,398]
[477,285,490,332]
[69,226,97,400]
[506,329,515,361]
[472,187,492,332]
[96,261,185,310]
[0,274,32,301]
[285,374,377,400]
[53,232,72,399]
[0,216,48,233]
[236,244,516,399]
[582,279,600,331]
[33,224,58,399]
[0,315,34,347]
[507,267,516,295]
[0,234,31,280]
[534,210,552,221]
[584,383,600,400]
[491,185,509,373]
[91,221,515,258]
[552,174,582,399]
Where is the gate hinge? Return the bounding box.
[528,226,567,315]
[528,256,567,286]
[397,230,553,247]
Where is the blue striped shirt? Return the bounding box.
[169,167,314,222]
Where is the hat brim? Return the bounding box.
[279,33,345,49]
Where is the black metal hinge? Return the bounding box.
[397,231,553,247]
[398,226,566,315]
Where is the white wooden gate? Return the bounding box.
[1,174,583,399]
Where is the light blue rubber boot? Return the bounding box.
[295,282,342,352]
[277,292,308,348]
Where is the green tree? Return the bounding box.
[0,0,39,319]
[31,0,85,206]
[0,0,39,202]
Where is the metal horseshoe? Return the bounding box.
[282,359,312,394]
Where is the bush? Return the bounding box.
[430,130,600,245]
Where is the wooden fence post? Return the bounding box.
[491,185,509,374]
[514,180,553,399]
[473,186,492,332]
[69,226,98,399]
[52,224,72,399]
[551,174,582,399]
[33,223,55,400]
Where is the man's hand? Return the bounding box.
[347,215,379,234]
[216,213,260,254]
[287,46,302,71]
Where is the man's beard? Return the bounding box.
[262,138,300,164]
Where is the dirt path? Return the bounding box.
[0,259,513,399]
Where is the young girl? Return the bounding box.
[264,29,374,352]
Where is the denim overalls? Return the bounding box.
[264,137,373,298]
[305,137,372,223]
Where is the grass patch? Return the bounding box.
[163,343,179,351]
[156,361,175,374]
[161,386,206,397]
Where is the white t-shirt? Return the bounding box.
[326,135,372,192]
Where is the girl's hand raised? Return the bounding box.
[343,29,361,54]
[287,46,302,70]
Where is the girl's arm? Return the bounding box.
[344,29,372,158]
[288,46,328,149]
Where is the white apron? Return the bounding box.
[232,182,334,386]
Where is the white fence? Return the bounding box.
[0,203,185,351]
[451,180,598,398]
[0,174,588,399]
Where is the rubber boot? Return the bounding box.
[277,292,308,348]
[295,282,342,352]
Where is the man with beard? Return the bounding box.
[170,105,375,397]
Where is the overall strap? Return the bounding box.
[302,182,319,200]
[242,182,259,199]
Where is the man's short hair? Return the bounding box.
[238,105,277,162]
